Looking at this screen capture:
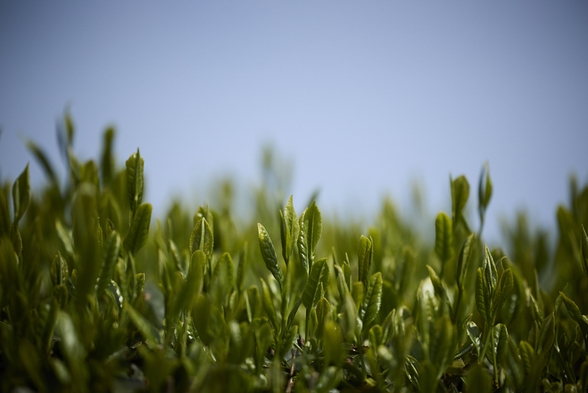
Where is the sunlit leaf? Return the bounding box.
[124,202,152,256]
[257,223,283,288]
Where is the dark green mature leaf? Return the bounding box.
[298,200,322,273]
[12,164,30,225]
[357,235,373,287]
[257,223,283,288]
[451,175,470,229]
[279,195,299,265]
[125,148,144,215]
[360,272,383,330]
[302,258,329,310]
[96,230,120,296]
[435,212,454,266]
[190,217,214,259]
[124,202,152,256]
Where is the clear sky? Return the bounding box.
[1,1,587,243]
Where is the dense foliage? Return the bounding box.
[1,116,588,392]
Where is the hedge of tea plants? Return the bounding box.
[1,117,587,392]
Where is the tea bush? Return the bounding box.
[1,115,587,392]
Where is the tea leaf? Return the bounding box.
[279,195,299,264]
[492,323,508,366]
[360,272,382,330]
[298,200,322,273]
[257,223,283,288]
[358,235,373,288]
[190,217,214,260]
[451,175,470,229]
[456,233,475,289]
[96,230,121,296]
[26,140,59,187]
[12,164,30,225]
[125,148,144,215]
[435,212,454,266]
[302,258,329,310]
[124,202,152,256]
[125,302,158,345]
[466,363,492,393]
[581,225,588,278]
[475,268,488,323]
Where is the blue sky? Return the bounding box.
[1,1,587,243]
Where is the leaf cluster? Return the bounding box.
[1,116,588,392]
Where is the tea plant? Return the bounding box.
[0,115,587,392]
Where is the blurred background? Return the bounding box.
[1,1,587,244]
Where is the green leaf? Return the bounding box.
[519,341,534,376]
[0,188,10,237]
[125,148,144,215]
[236,245,247,293]
[279,195,299,264]
[323,320,343,367]
[360,272,382,330]
[302,258,329,310]
[357,235,373,287]
[298,200,322,273]
[125,302,158,345]
[124,202,152,256]
[491,269,513,318]
[492,323,508,366]
[96,230,121,296]
[12,164,30,225]
[315,296,331,339]
[456,233,475,289]
[478,163,493,212]
[26,140,59,187]
[581,225,588,278]
[466,363,492,393]
[475,267,488,324]
[257,223,283,288]
[537,313,555,355]
[260,279,279,330]
[451,175,470,229]
[171,250,204,319]
[190,217,214,260]
[434,212,454,266]
[50,252,69,287]
[100,127,115,186]
[429,315,456,379]
[72,183,100,303]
